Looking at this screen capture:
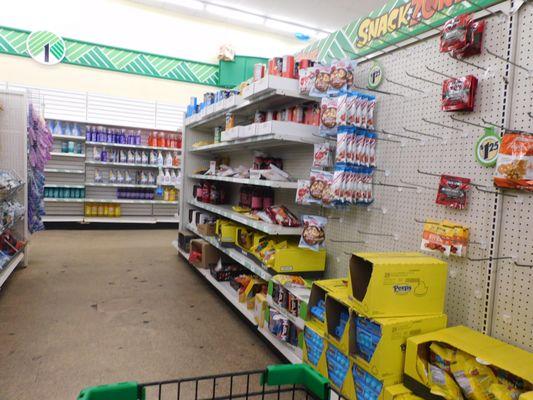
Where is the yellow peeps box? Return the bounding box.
[520,392,533,400]
[349,312,447,380]
[325,289,352,354]
[269,244,326,273]
[325,341,356,400]
[215,219,241,244]
[404,326,533,396]
[348,252,447,317]
[352,360,403,400]
[308,279,349,330]
[303,321,328,378]
[384,384,423,400]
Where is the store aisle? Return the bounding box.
[0,229,279,400]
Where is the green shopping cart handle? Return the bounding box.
[77,381,140,400]
[261,364,330,400]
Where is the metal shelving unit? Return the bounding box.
[189,174,298,189]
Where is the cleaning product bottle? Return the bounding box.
[115,204,121,217]
[141,151,149,165]
[117,170,125,183]
[165,152,173,167]
[109,169,117,183]
[157,151,164,166]
[72,124,81,137]
[164,169,171,185]
[127,150,135,164]
[93,146,101,161]
[147,171,154,185]
[170,170,177,185]
[156,168,164,186]
[101,147,108,162]
[53,120,63,135]
[108,204,115,217]
[173,153,180,167]
[150,150,158,165]
[134,150,141,164]
[141,171,149,184]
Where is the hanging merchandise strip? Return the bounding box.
[297,0,506,63]
[0,26,219,87]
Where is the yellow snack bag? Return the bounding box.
[451,352,497,400]
[430,342,459,372]
[397,394,424,400]
[489,383,521,400]
[417,357,430,386]
[429,364,464,400]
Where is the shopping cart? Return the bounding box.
[77,364,330,400]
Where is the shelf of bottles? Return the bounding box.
[44,119,182,223]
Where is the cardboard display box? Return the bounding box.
[189,239,220,269]
[178,230,196,253]
[349,252,447,317]
[384,384,422,400]
[352,361,402,400]
[215,219,241,246]
[303,322,328,378]
[197,223,216,237]
[349,312,447,380]
[325,289,352,354]
[268,245,326,273]
[308,279,349,331]
[326,341,356,400]
[404,326,533,399]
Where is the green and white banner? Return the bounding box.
[298,0,504,62]
[0,26,219,86]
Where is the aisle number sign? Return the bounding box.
[26,31,66,65]
[475,128,501,167]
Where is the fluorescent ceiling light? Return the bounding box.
[169,0,204,10]
[205,4,265,24]
[264,19,316,37]
[315,31,329,39]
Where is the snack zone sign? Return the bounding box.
[298,0,504,62]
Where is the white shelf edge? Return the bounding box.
[189,199,302,236]
[44,198,178,204]
[42,216,84,223]
[44,169,85,174]
[85,182,158,189]
[50,152,86,158]
[189,174,298,189]
[86,141,182,152]
[44,198,85,203]
[52,134,86,142]
[0,252,24,289]
[85,160,180,170]
[45,184,85,189]
[187,223,272,280]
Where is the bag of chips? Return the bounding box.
[295,179,312,205]
[429,363,464,400]
[310,65,331,97]
[320,96,339,136]
[494,131,533,191]
[328,59,350,95]
[450,352,497,400]
[299,215,327,251]
[440,14,471,53]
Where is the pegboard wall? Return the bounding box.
[322,2,532,351]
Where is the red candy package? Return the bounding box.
[453,20,486,58]
[436,175,471,210]
[440,14,471,53]
[265,205,300,227]
[442,75,478,112]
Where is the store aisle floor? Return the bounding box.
[0,229,279,400]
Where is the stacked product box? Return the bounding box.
[303,253,450,400]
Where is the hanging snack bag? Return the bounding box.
[299,68,314,95]
[440,14,471,53]
[321,171,335,207]
[494,131,532,191]
[313,142,333,168]
[436,175,471,210]
[355,129,366,165]
[299,215,327,251]
[367,131,377,167]
[346,127,357,165]
[265,205,300,227]
[310,65,332,97]
[346,60,357,89]
[336,93,349,127]
[309,170,327,203]
[354,94,363,128]
[421,220,451,256]
[328,60,350,95]
[331,166,345,204]
[367,96,377,130]
[295,179,312,205]
[453,20,486,58]
[320,96,339,136]
[346,92,357,126]
[442,76,478,112]
[336,127,349,165]
[450,351,497,400]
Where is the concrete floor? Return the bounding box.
[0,229,279,400]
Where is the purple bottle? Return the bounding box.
[86,125,92,141]
[136,130,142,145]
[101,147,108,162]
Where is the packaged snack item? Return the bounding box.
[442,76,478,112]
[310,65,331,97]
[355,129,366,165]
[428,364,464,400]
[430,343,459,372]
[328,59,350,94]
[436,175,471,210]
[453,20,486,58]
[440,14,471,53]
[493,131,532,191]
[367,131,377,167]
[450,351,497,400]
[299,68,315,95]
[265,205,300,227]
[336,128,349,165]
[346,92,357,126]
[346,127,356,165]
[320,96,338,136]
[309,170,332,204]
[367,96,377,130]
[331,166,345,204]
[299,215,327,251]
[421,220,452,256]
[321,172,335,207]
[313,142,333,169]
[336,93,349,127]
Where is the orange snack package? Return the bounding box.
[494,131,532,191]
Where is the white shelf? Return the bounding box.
[0,252,24,290]
[190,133,321,154]
[45,184,85,189]
[52,134,86,142]
[85,182,157,189]
[187,223,272,280]
[50,152,86,158]
[84,216,176,223]
[189,199,302,235]
[44,198,85,203]
[44,168,85,174]
[189,174,298,189]
[86,141,182,152]
[42,216,84,223]
[258,326,303,364]
[196,267,257,325]
[86,160,180,170]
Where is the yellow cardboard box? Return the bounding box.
[326,341,356,400]
[215,219,241,244]
[254,293,268,328]
[349,312,447,380]
[325,289,352,354]
[352,359,403,400]
[520,392,533,400]
[348,252,447,317]
[384,384,423,400]
[303,321,328,378]
[308,279,349,330]
[268,244,326,273]
[404,326,533,396]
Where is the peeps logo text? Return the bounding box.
[393,285,412,294]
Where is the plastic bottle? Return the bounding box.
[117,170,125,183]
[127,150,135,164]
[156,168,164,186]
[47,120,54,133]
[164,169,171,185]
[109,169,117,183]
[108,204,115,217]
[141,151,149,165]
[136,130,142,145]
[173,153,180,167]
[170,170,177,185]
[150,150,158,165]
[134,150,141,164]
[125,170,134,184]
[97,204,104,216]
[157,151,164,166]
[93,147,101,161]
[164,152,173,167]
[101,147,108,162]
[85,204,92,216]
[53,120,63,135]
[115,204,121,217]
[72,124,81,137]
[148,132,154,147]
[141,171,149,184]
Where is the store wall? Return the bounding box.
[0,0,304,104]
